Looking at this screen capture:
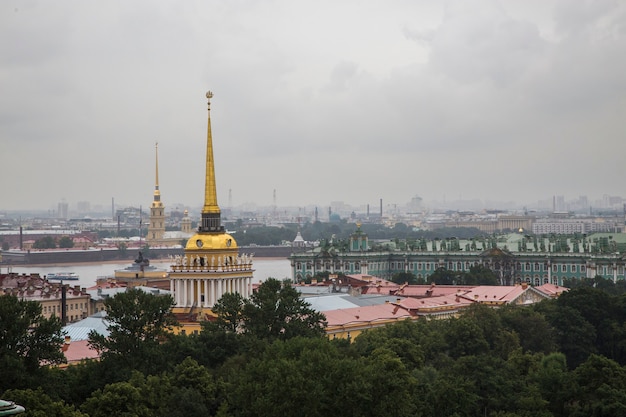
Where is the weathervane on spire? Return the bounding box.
[206,91,213,110]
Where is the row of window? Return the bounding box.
[295,259,624,278]
[43,302,87,314]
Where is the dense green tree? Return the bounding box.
[224,336,416,417]
[117,242,128,258]
[355,319,449,368]
[190,325,246,368]
[241,278,326,341]
[535,297,599,368]
[443,316,490,359]
[81,376,152,417]
[462,304,519,358]
[448,354,550,416]
[533,352,571,417]
[555,287,626,364]
[0,295,65,392]
[212,292,245,333]
[428,267,460,285]
[499,305,557,354]
[1,387,86,417]
[412,366,479,417]
[391,271,419,285]
[353,320,426,370]
[33,235,56,249]
[51,358,132,408]
[58,236,74,248]
[88,288,177,372]
[565,354,626,416]
[142,357,220,417]
[464,264,499,285]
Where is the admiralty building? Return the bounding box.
[289,226,626,286]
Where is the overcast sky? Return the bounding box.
[1,0,625,213]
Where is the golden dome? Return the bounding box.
[185,232,238,251]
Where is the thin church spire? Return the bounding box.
[153,142,161,202]
[199,91,223,232]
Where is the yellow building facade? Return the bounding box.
[169,91,254,334]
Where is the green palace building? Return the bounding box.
[289,225,626,286]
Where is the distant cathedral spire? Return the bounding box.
[199,91,223,232]
[153,142,161,203]
[148,142,165,242]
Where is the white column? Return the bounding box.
[217,279,223,302]
[204,279,209,307]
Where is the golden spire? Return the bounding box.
[199,91,223,232]
[153,142,161,203]
[203,91,220,214]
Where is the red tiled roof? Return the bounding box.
[324,303,413,327]
[361,285,399,295]
[535,283,569,297]
[393,284,477,298]
[344,274,398,287]
[62,339,100,364]
[397,293,474,311]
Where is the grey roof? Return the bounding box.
[87,286,171,301]
[347,294,402,307]
[304,294,359,311]
[294,285,334,296]
[63,311,109,341]
[303,293,401,312]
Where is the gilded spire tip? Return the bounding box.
[206,91,213,111]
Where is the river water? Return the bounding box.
[5,258,292,289]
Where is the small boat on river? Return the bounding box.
[46,272,80,281]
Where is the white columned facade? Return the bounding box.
[170,263,254,311]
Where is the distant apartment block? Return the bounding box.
[432,215,535,233]
[532,218,623,234]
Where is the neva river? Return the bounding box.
[6,258,292,289]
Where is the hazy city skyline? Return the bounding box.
[2,1,625,212]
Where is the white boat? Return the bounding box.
[46,272,79,281]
